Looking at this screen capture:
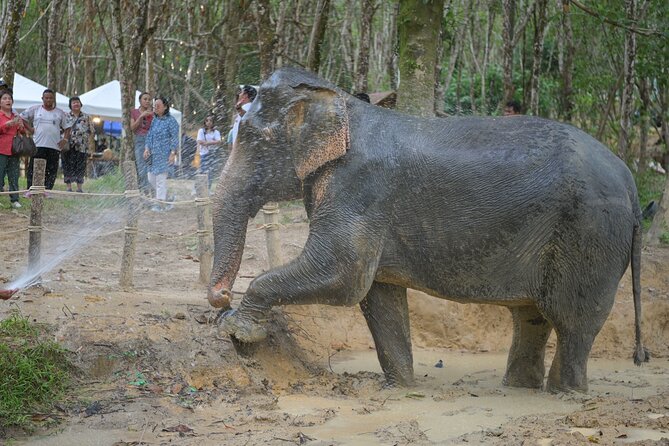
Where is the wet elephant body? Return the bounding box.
[210,67,648,393]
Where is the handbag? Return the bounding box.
[11,134,37,157]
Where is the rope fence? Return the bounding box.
[4,159,283,289]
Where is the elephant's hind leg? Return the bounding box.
[360,282,414,386]
[503,305,552,389]
[545,281,618,393]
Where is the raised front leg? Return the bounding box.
[360,282,414,386]
[503,305,552,389]
[220,217,385,343]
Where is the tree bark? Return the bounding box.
[0,0,26,86]
[212,0,248,131]
[307,0,331,72]
[387,1,399,92]
[501,0,516,104]
[274,0,290,69]
[529,0,548,115]
[110,0,164,161]
[396,0,445,117]
[501,0,535,107]
[618,0,638,162]
[254,0,276,80]
[638,76,650,174]
[82,0,96,92]
[558,0,574,121]
[47,0,66,90]
[354,0,377,93]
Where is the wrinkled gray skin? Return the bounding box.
[208,67,649,393]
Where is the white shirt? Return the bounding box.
[197,128,221,156]
[20,105,71,150]
[230,103,252,143]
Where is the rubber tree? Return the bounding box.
[396,0,445,117]
[0,0,27,86]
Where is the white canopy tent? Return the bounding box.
[11,73,70,112]
[78,80,182,124]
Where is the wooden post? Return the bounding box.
[28,159,46,271]
[119,161,141,289]
[262,202,283,268]
[195,174,213,284]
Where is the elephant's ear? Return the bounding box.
[284,87,349,181]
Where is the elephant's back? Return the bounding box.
[358,113,639,301]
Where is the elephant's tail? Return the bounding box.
[632,221,650,365]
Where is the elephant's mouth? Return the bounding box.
[207,281,233,309]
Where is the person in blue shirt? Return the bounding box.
[143,96,179,211]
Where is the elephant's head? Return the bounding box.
[207,67,351,308]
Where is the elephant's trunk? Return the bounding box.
[207,161,256,309]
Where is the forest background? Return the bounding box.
[0,0,668,241]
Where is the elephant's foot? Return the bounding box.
[545,370,588,394]
[502,366,544,389]
[218,309,267,343]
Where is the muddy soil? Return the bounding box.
[1,179,668,445]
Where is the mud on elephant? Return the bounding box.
[208,67,649,393]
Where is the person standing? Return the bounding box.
[230,85,256,143]
[131,92,153,195]
[0,91,24,208]
[196,116,222,186]
[143,96,179,212]
[62,97,94,192]
[20,89,71,192]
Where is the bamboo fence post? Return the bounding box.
[119,161,141,289]
[262,202,283,268]
[28,159,46,271]
[195,174,213,284]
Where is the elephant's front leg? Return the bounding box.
[220,221,384,343]
[360,282,414,386]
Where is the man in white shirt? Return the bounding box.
[20,89,71,191]
[230,85,257,143]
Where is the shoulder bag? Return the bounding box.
[11,134,37,157]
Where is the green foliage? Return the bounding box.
[633,169,665,232]
[634,170,665,210]
[661,231,669,245]
[0,312,71,430]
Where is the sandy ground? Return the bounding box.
[1,178,668,445]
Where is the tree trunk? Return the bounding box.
[529,0,548,115]
[354,0,376,94]
[501,0,516,104]
[638,77,650,174]
[82,0,96,92]
[618,0,638,162]
[387,1,400,92]
[396,0,445,117]
[181,0,199,132]
[110,0,164,161]
[212,0,246,131]
[0,0,26,86]
[255,0,276,80]
[481,1,496,114]
[274,0,290,69]
[558,0,574,121]
[307,0,331,72]
[433,6,445,116]
[441,1,468,102]
[47,0,66,89]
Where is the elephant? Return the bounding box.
[208,67,649,393]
